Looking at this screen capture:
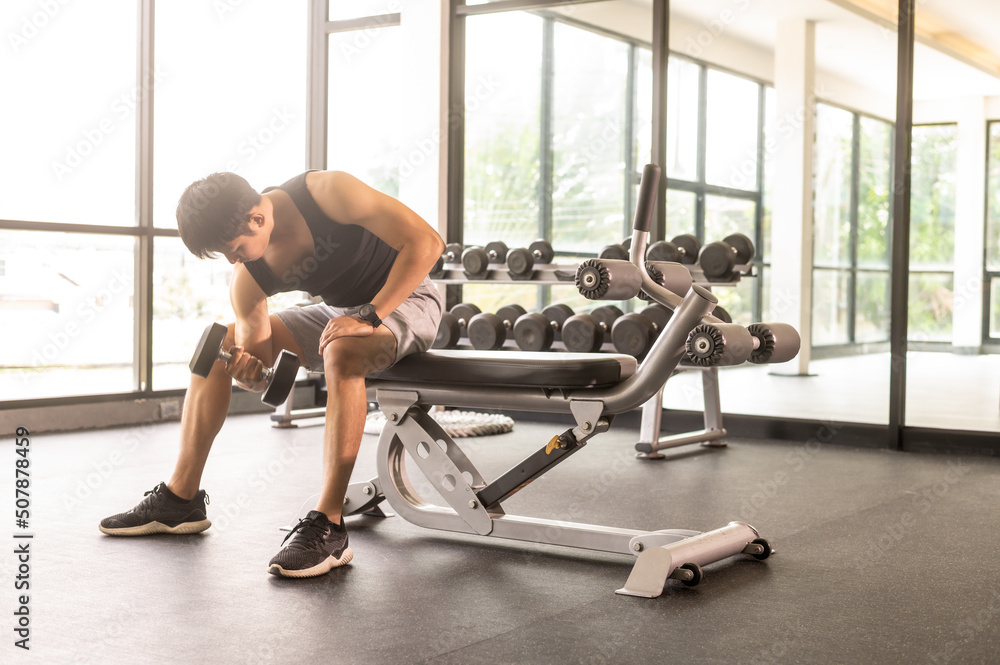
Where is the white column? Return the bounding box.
[769,19,815,375]
[952,96,986,351]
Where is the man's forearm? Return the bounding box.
[370,236,443,318]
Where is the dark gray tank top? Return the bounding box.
[244,171,397,307]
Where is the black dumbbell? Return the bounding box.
[643,234,702,265]
[449,303,481,342]
[712,305,732,323]
[461,242,510,277]
[699,233,756,281]
[561,305,624,353]
[506,239,556,278]
[671,234,701,265]
[189,322,299,408]
[645,240,681,263]
[611,304,672,358]
[528,239,555,264]
[431,242,464,278]
[467,304,527,350]
[512,303,575,351]
[434,311,461,348]
[599,237,633,261]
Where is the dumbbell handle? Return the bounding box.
[217,348,273,380]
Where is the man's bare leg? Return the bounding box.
[167,316,307,500]
[314,329,397,522]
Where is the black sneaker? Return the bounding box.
[99,482,211,536]
[268,510,353,578]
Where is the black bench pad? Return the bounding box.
[369,350,637,390]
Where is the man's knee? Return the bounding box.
[322,341,364,380]
[322,337,394,380]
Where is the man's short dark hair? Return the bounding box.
[176,172,262,259]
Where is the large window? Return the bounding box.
[0,1,138,227]
[0,1,138,400]
[0,1,308,401]
[327,19,404,196]
[909,124,957,343]
[985,122,1000,341]
[153,1,308,389]
[811,103,892,348]
[462,10,643,314]
[666,60,766,324]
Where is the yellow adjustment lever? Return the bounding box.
[545,435,561,455]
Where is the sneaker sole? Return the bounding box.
[268,547,354,578]
[99,519,212,536]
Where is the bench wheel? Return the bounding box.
[679,562,703,587]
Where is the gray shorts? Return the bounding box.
[275,276,443,373]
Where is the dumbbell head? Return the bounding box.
[496,304,527,325]
[540,304,574,341]
[506,247,534,276]
[260,350,299,408]
[513,312,555,351]
[590,305,623,329]
[645,240,681,263]
[468,312,506,350]
[698,241,737,281]
[671,234,701,265]
[712,305,732,323]
[442,243,463,262]
[529,239,555,264]
[599,244,630,261]
[561,314,604,353]
[723,233,755,264]
[190,322,229,378]
[449,303,481,331]
[611,312,656,357]
[461,246,490,276]
[485,241,509,263]
[640,304,671,334]
[434,311,461,349]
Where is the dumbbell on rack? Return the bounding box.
[461,241,510,278]
[598,237,633,261]
[190,322,299,408]
[433,303,482,349]
[430,242,464,278]
[645,234,701,265]
[561,305,623,353]
[610,304,672,358]
[511,303,574,351]
[505,239,556,279]
[467,304,527,350]
[697,233,755,282]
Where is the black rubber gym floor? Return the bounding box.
[5,414,1000,664]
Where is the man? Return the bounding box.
[99,170,445,578]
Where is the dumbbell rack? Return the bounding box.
[269,258,753,459]
[431,259,754,458]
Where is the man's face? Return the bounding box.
[221,214,268,265]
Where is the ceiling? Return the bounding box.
[662,0,1000,99]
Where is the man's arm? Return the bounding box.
[306,170,445,322]
[225,264,274,391]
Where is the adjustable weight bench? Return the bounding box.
[340,164,794,598]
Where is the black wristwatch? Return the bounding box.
[357,303,382,329]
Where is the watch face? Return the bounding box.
[359,304,374,317]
